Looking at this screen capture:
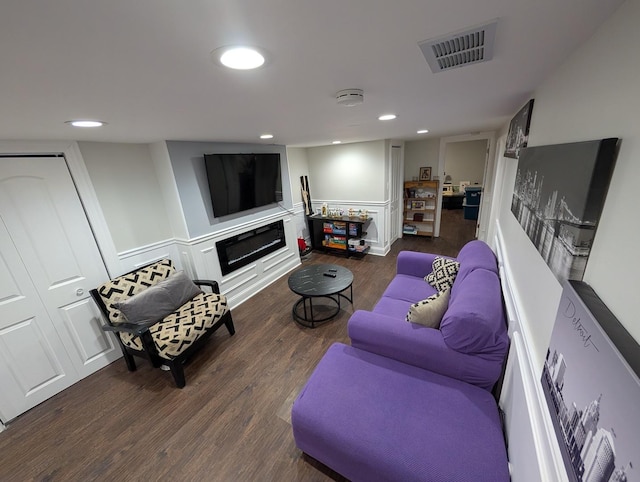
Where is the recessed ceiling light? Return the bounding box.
[378,114,397,121]
[214,46,265,70]
[260,134,274,139]
[65,120,106,128]
[417,129,429,134]
[332,141,341,144]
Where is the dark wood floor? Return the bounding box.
[0,209,476,481]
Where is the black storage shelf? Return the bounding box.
[308,215,372,258]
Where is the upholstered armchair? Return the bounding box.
[91,259,234,388]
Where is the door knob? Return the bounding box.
[76,288,85,296]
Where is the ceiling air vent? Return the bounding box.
[419,19,498,73]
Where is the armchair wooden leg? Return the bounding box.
[169,362,186,388]
[123,351,137,372]
[225,314,236,336]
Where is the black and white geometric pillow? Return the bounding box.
[425,257,460,292]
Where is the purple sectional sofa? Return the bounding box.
[349,240,509,391]
[291,241,510,481]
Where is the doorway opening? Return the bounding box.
[436,132,496,243]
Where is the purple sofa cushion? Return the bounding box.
[455,240,499,286]
[291,343,510,482]
[373,296,417,319]
[396,251,440,278]
[457,240,498,273]
[379,274,437,304]
[440,268,508,355]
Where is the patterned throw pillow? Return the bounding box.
[425,257,460,292]
[406,288,451,328]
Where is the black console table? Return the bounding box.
[308,215,372,257]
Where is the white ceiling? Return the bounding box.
[0,0,624,147]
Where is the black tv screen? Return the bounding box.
[204,153,282,217]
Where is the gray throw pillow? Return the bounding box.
[114,271,201,325]
[406,288,451,328]
[425,257,460,292]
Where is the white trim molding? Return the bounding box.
[495,223,568,482]
[0,140,122,277]
[114,212,301,309]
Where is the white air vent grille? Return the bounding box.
[419,19,498,73]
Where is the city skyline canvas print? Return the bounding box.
[511,138,618,283]
[541,281,639,482]
[504,99,534,159]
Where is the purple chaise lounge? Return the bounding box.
[291,241,510,481]
[291,343,510,482]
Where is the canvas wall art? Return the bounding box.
[541,280,640,482]
[504,99,534,159]
[510,138,618,283]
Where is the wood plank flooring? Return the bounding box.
[0,209,476,481]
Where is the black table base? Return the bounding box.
[292,285,353,328]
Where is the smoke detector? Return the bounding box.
[336,89,364,107]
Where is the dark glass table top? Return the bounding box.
[288,264,353,297]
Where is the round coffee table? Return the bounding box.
[288,264,354,328]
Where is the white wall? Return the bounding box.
[80,140,301,308]
[527,0,639,347]
[496,0,640,362]
[404,138,440,181]
[494,2,639,479]
[304,140,388,254]
[306,141,386,201]
[286,147,313,242]
[164,141,293,239]
[79,142,173,252]
[444,139,487,186]
[286,147,310,206]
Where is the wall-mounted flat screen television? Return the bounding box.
[204,153,282,217]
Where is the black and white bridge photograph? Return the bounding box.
[510,138,618,283]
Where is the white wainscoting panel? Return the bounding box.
[496,225,567,482]
[189,214,300,309]
[117,239,182,274]
[115,214,301,314]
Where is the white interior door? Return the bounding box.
[0,217,79,421]
[0,156,119,422]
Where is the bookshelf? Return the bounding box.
[403,180,438,238]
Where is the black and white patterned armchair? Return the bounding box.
[91,259,235,388]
